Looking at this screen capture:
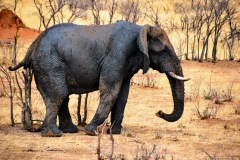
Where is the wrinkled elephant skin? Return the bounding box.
[9,21,189,137]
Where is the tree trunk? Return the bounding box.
[191,32,196,60]
[186,23,189,60]
[82,93,88,124]
[212,36,218,63]
[22,68,34,131]
[9,79,14,126]
[205,40,209,60]
[77,94,82,125]
[197,34,201,61]
[199,35,209,62]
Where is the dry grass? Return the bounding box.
[0,59,240,159]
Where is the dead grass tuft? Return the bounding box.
[233,100,240,115]
[134,144,162,160]
[154,131,164,139]
[195,102,220,120]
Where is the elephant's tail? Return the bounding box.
[8,61,26,71]
[9,50,32,71]
[9,39,36,71]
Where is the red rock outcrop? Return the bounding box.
[0,9,40,43]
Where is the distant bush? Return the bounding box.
[131,72,158,88]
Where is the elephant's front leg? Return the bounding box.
[84,81,122,136]
[108,81,130,134]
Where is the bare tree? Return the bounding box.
[190,0,206,60]
[211,0,236,62]
[106,0,118,24]
[34,0,66,30]
[65,0,89,23]
[199,0,215,62]
[120,0,142,24]
[91,0,106,25]
[12,1,35,130]
[175,2,191,60]
[223,1,238,60]
[0,66,15,126]
[144,0,161,27]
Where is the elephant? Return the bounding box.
[9,21,190,137]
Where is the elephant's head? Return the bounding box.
[138,24,190,122]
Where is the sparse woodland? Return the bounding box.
[0,0,240,159]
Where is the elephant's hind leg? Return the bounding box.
[35,69,68,137]
[58,96,78,133]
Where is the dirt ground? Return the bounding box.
[0,61,240,160]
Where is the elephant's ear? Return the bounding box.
[137,24,151,74]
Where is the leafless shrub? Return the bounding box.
[0,65,15,126]
[203,73,217,101]
[154,131,163,140]
[221,82,234,102]
[134,144,160,160]
[134,145,171,160]
[202,73,234,104]
[185,77,202,101]
[204,82,234,104]
[122,129,135,138]
[202,149,218,160]
[132,73,157,88]
[195,102,219,120]
[95,120,127,160]
[95,119,108,160]
[204,89,217,100]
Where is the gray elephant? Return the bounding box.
[9,21,189,137]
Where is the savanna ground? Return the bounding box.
[0,60,240,160]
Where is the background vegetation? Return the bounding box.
[1,0,240,61]
[0,1,239,159]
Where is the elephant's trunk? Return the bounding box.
[155,66,186,122]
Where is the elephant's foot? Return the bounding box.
[83,124,97,136]
[107,125,122,134]
[59,122,78,133]
[41,127,63,137]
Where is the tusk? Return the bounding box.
[167,72,190,81]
